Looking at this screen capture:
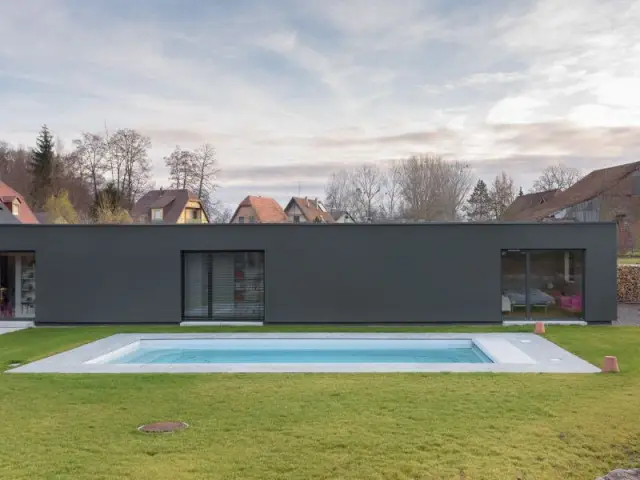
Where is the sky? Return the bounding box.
[1,0,640,209]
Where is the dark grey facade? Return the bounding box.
[0,222,618,325]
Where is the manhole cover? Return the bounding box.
[138,421,189,433]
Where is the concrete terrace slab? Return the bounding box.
[7,333,601,374]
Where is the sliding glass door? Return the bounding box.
[501,249,584,321]
[182,251,265,322]
[501,250,527,320]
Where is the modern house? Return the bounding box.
[510,161,640,252]
[0,181,39,224]
[131,189,209,224]
[502,190,559,221]
[0,222,617,325]
[229,196,287,224]
[330,210,356,223]
[284,197,334,223]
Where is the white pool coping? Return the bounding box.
[6,333,600,374]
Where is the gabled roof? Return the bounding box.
[285,197,335,223]
[231,196,287,223]
[0,181,39,224]
[514,161,640,221]
[502,190,559,221]
[330,210,355,221]
[131,189,206,224]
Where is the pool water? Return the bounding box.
[106,339,493,364]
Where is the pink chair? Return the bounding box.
[560,295,582,313]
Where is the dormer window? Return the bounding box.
[11,201,19,216]
[151,208,163,221]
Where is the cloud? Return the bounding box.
[1,0,640,211]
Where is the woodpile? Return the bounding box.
[617,265,640,303]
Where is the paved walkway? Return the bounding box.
[0,321,34,335]
[616,304,640,326]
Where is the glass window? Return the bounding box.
[152,209,163,221]
[0,252,36,319]
[293,215,300,223]
[182,251,265,322]
[529,250,584,320]
[183,252,209,317]
[249,216,255,223]
[238,217,244,224]
[11,202,19,216]
[501,249,584,321]
[501,251,527,320]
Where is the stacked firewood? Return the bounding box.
[617,265,640,303]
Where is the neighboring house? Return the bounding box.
[284,197,335,223]
[229,195,288,223]
[0,202,20,224]
[502,190,559,221]
[131,189,209,224]
[329,210,356,223]
[511,161,640,252]
[0,181,39,224]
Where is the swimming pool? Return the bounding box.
[7,333,601,373]
[98,338,493,364]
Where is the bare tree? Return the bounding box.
[489,171,516,220]
[73,132,108,199]
[351,164,383,221]
[440,159,474,220]
[192,143,219,199]
[380,160,403,220]
[165,146,196,190]
[107,129,152,207]
[397,154,473,221]
[531,164,581,192]
[324,169,356,213]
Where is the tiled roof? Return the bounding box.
[131,189,204,224]
[287,197,335,223]
[0,181,39,224]
[233,196,287,223]
[513,161,640,221]
[502,190,559,221]
[330,210,354,221]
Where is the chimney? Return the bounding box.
[305,196,308,207]
[314,197,318,208]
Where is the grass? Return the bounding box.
[618,256,640,264]
[1,325,640,480]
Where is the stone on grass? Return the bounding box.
[138,421,188,433]
[596,468,640,480]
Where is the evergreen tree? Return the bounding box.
[518,186,524,196]
[30,125,55,209]
[464,179,492,221]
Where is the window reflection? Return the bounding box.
[183,251,265,321]
[501,250,584,320]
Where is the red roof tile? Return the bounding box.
[286,197,335,223]
[0,181,39,224]
[513,161,640,221]
[232,196,287,223]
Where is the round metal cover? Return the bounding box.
[138,421,189,433]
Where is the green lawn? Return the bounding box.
[1,325,639,480]
[617,256,640,264]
